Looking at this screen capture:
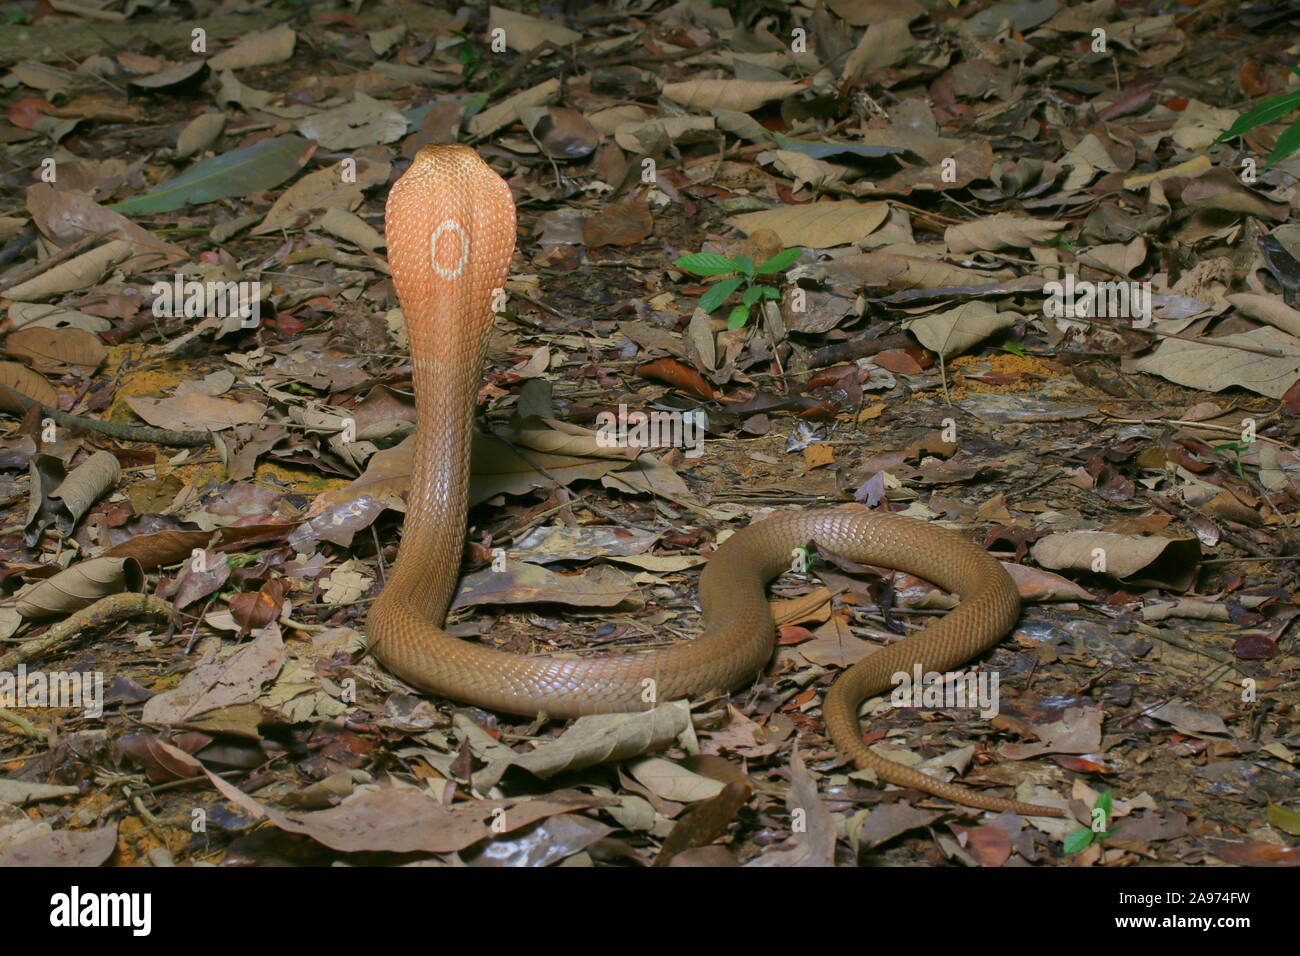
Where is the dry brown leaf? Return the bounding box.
[26,183,186,264]
[944,215,1067,254]
[842,18,915,80]
[0,823,118,867]
[4,326,106,374]
[204,772,599,855]
[124,393,266,431]
[661,78,804,113]
[176,112,225,158]
[253,158,390,235]
[1227,292,1300,338]
[1132,326,1300,399]
[50,449,120,527]
[297,93,406,150]
[3,239,136,300]
[469,78,561,137]
[14,556,143,618]
[0,361,57,411]
[1030,532,1201,591]
[452,562,641,610]
[583,195,653,247]
[728,201,888,248]
[488,5,581,51]
[208,23,296,71]
[512,705,693,778]
[908,300,1018,357]
[142,623,284,723]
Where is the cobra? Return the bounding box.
[367,144,1064,818]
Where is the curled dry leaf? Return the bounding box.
[297,93,407,150]
[49,449,120,529]
[512,704,693,779]
[745,750,837,867]
[14,556,144,618]
[627,756,726,803]
[1030,531,1202,591]
[206,772,600,855]
[208,23,296,71]
[253,156,390,235]
[635,356,718,400]
[230,579,287,634]
[944,214,1068,254]
[128,60,208,92]
[662,78,805,113]
[519,106,599,159]
[2,240,136,300]
[100,529,215,570]
[654,780,752,866]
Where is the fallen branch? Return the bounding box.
[0,593,177,670]
[0,383,211,446]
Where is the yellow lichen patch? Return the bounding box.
[105,344,216,425]
[949,351,1059,392]
[253,461,353,496]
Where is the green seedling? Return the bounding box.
[1065,789,1115,854]
[1216,67,1300,167]
[673,248,800,330]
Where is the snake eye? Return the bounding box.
[430,219,470,280]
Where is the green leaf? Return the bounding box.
[732,254,755,279]
[461,91,490,121]
[759,286,781,299]
[1216,87,1300,143]
[1095,789,1113,819]
[1267,801,1300,836]
[1063,829,1095,854]
[756,247,801,275]
[109,135,313,215]
[727,303,750,329]
[674,252,741,277]
[1268,115,1300,167]
[698,275,744,313]
[741,285,765,309]
[1001,342,1028,357]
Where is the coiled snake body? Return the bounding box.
[368,145,1063,818]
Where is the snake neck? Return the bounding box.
[383,326,486,624]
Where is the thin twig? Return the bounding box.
[0,229,112,293]
[0,594,177,670]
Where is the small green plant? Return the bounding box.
[1064,789,1114,854]
[452,30,482,79]
[673,248,801,330]
[1213,440,1251,480]
[1216,67,1300,166]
